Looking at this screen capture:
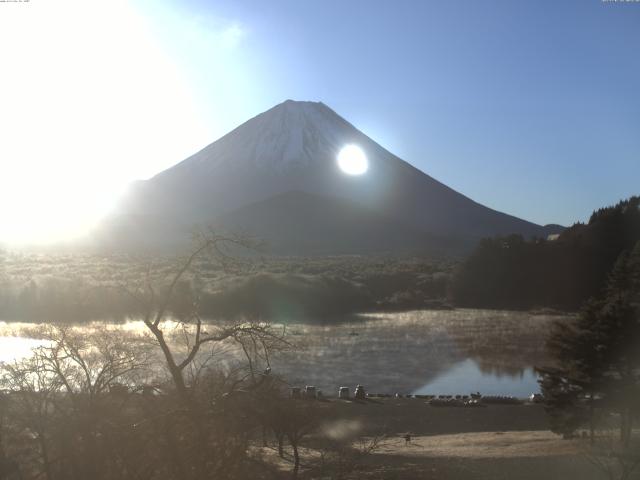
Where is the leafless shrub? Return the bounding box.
[582,430,640,480]
[314,431,388,480]
[0,326,150,480]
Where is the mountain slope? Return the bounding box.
[212,190,467,255]
[105,100,560,253]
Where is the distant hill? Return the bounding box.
[94,100,562,254]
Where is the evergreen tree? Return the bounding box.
[537,241,640,443]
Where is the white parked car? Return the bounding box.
[304,385,317,399]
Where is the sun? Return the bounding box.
[0,1,210,245]
[337,145,368,175]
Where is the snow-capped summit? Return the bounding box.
[176,100,350,173]
[156,99,379,176]
[102,100,560,253]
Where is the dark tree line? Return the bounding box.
[537,240,640,444]
[451,196,640,310]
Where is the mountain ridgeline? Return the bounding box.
[95,100,561,255]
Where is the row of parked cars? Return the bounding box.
[290,386,545,404]
[290,384,367,400]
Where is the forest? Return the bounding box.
[451,197,640,311]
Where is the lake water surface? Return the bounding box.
[413,358,540,397]
[0,309,568,397]
[270,309,562,396]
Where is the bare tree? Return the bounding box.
[583,430,640,480]
[0,232,293,480]
[121,232,278,401]
[0,326,150,480]
[118,232,291,479]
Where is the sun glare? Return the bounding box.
[337,145,368,175]
[0,1,211,245]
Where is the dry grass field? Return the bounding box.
[257,398,620,479]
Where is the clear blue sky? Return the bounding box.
[135,0,639,227]
[1,0,638,242]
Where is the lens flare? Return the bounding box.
[337,145,368,175]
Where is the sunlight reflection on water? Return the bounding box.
[0,337,44,363]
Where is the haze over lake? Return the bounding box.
[0,309,563,396]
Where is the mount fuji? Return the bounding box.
[94,100,561,254]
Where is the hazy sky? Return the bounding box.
[1,0,638,243]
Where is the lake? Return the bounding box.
[413,358,540,397]
[0,309,568,397]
